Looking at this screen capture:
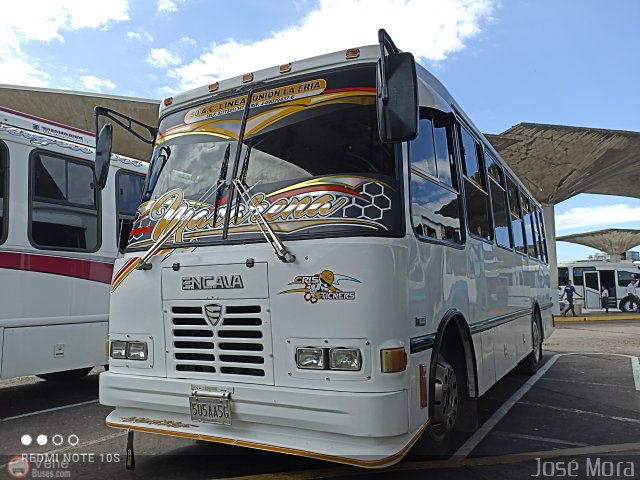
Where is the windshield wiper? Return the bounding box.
[233,179,296,263]
[234,143,252,221]
[213,144,231,221]
[136,179,225,270]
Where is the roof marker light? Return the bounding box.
[279,63,292,74]
[163,97,173,107]
[346,48,360,59]
[208,82,219,92]
[243,73,254,83]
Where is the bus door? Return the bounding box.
[583,271,601,309]
[599,270,616,309]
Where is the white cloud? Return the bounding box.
[80,75,117,92]
[127,30,154,42]
[157,0,185,13]
[148,48,182,68]
[178,36,197,48]
[0,0,129,87]
[170,0,494,91]
[555,204,640,232]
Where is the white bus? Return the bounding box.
[97,30,553,468]
[0,106,147,381]
[558,261,640,311]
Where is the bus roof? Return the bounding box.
[0,105,147,174]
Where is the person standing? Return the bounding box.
[600,285,609,313]
[560,280,582,317]
[626,278,640,312]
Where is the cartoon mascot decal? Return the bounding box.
[279,269,361,304]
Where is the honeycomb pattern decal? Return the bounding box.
[343,181,392,222]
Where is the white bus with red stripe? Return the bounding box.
[0,106,147,381]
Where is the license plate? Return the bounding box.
[189,396,231,425]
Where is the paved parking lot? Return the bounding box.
[2,320,639,479]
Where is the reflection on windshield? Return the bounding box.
[145,138,237,202]
[241,103,394,187]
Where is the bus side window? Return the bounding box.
[521,192,538,259]
[486,153,512,249]
[459,125,492,241]
[30,152,99,251]
[506,175,526,255]
[116,171,145,253]
[617,270,636,287]
[409,109,463,245]
[558,267,569,286]
[0,142,7,244]
[535,206,548,263]
[572,266,595,286]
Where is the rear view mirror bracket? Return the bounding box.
[376,29,418,143]
[92,106,158,191]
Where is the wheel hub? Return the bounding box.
[433,357,458,433]
[533,320,541,362]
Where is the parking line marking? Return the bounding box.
[490,431,590,447]
[632,357,640,391]
[215,442,640,480]
[450,353,561,461]
[0,399,98,422]
[519,400,640,424]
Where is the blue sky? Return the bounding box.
[2,0,639,260]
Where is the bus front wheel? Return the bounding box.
[413,346,468,457]
[429,352,459,442]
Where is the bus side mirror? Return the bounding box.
[94,124,112,191]
[376,51,418,143]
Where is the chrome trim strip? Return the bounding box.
[409,333,436,353]
[540,302,554,311]
[469,308,531,334]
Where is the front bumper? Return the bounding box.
[100,372,426,467]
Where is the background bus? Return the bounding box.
[0,106,147,381]
[558,261,640,311]
[97,31,553,468]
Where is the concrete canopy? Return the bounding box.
[486,123,640,205]
[0,84,159,160]
[556,228,640,256]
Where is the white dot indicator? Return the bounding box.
[52,435,64,446]
[21,434,32,446]
[37,434,48,446]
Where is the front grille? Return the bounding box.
[166,300,273,384]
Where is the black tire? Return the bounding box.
[36,367,93,382]
[518,314,542,375]
[412,346,468,458]
[619,297,638,312]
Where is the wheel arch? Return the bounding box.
[428,308,479,421]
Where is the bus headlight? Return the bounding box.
[127,342,148,361]
[296,347,325,369]
[329,348,362,371]
[110,340,128,359]
[110,340,148,361]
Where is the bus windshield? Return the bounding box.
[131,64,402,250]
